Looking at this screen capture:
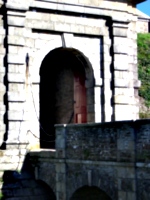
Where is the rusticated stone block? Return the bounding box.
[8,83,24,92]
[114,54,128,70]
[0,35,4,45]
[114,78,128,88]
[114,95,134,104]
[8,64,26,73]
[8,73,25,83]
[114,37,128,54]
[8,91,25,102]
[8,16,25,27]
[0,72,4,82]
[8,35,25,46]
[113,27,128,37]
[26,11,43,20]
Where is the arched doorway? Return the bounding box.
[40,47,92,148]
[70,186,112,200]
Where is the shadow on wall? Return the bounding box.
[0,155,56,200]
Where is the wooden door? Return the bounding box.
[74,70,87,123]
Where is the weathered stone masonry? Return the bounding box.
[0,0,147,199]
[31,120,150,200]
[1,120,150,200]
[0,0,141,149]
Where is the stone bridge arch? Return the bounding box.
[67,178,116,200]
[70,185,112,200]
[65,162,117,200]
[1,170,56,200]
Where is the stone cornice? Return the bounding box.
[29,1,137,22]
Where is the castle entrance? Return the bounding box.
[40,47,89,148]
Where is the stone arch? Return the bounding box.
[1,171,56,200]
[39,47,95,148]
[70,185,112,200]
[28,34,104,149]
[34,180,56,200]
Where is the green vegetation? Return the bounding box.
[0,192,4,200]
[138,33,150,118]
[138,33,150,107]
[139,112,150,119]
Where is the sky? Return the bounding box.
[136,0,150,16]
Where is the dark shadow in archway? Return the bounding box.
[40,47,93,149]
[1,154,56,200]
[70,185,112,200]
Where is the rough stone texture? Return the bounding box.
[55,122,135,162]
[54,120,150,200]
[136,9,150,33]
[0,0,146,199]
[1,119,150,199]
[0,2,6,146]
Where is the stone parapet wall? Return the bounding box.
[54,120,150,200]
[55,120,150,163]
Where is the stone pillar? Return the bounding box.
[55,125,66,200]
[117,165,136,200]
[117,122,136,200]
[6,4,30,147]
[113,22,134,121]
[128,19,141,120]
[103,33,113,122]
[0,0,6,146]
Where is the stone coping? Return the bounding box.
[54,119,150,128]
[29,149,56,158]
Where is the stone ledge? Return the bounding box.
[6,1,30,10]
[29,150,56,161]
[36,158,135,167]
[30,0,134,22]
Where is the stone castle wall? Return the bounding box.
[0,0,146,199]
[0,0,141,150]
